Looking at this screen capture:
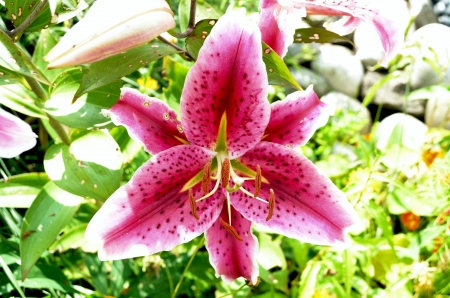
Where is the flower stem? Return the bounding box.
[171,236,205,298]
[176,0,197,38]
[7,0,49,40]
[157,35,194,61]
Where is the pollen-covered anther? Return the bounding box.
[219,218,243,241]
[266,189,275,221]
[254,165,262,197]
[202,161,211,194]
[221,158,231,188]
[188,189,200,220]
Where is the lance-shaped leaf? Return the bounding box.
[5,0,52,33]
[0,173,50,208]
[293,28,353,45]
[43,68,120,129]
[44,130,123,200]
[0,30,50,84]
[0,66,23,86]
[20,181,83,280]
[74,41,181,98]
[0,84,47,119]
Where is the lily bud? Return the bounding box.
[0,109,37,158]
[45,0,176,68]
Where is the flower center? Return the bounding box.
[187,153,276,240]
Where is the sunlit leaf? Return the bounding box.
[32,28,64,82]
[179,0,222,31]
[298,260,321,298]
[44,130,123,200]
[20,181,83,280]
[0,84,47,119]
[366,200,396,254]
[75,41,181,98]
[0,173,50,208]
[293,28,354,45]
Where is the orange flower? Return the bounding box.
[401,211,420,231]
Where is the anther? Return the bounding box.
[254,165,262,197]
[202,161,211,194]
[189,189,199,220]
[219,218,243,241]
[221,158,231,188]
[266,189,275,221]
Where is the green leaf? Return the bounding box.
[48,0,89,24]
[0,173,50,208]
[0,256,26,298]
[44,130,123,200]
[298,260,321,298]
[75,41,181,98]
[20,261,75,292]
[43,67,120,129]
[0,30,50,84]
[185,19,217,60]
[0,84,46,118]
[5,0,52,33]
[20,181,83,280]
[366,200,396,254]
[110,126,143,165]
[362,71,401,106]
[163,56,189,114]
[0,66,23,85]
[32,28,64,82]
[84,253,108,295]
[49,223,89,253]
[343,249,356,297]
[185,19,302,90]
[293,28,354,45]
[257,233,286,270]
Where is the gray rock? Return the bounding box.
[311,44,364,97]
[288,66,330,97]
[362,71,426,116]
[321,91,372,134]
[410,0,439,29]
[425,88,450,129]
[354,24,385,68]
[404,24,450,90]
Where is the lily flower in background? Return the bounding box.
[258,0,403,66]
[45,0,175,68]
[86,14,358,283]
[0,108,37,158]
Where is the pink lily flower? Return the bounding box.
[86,14,358,283]
[258,0,403,66]
[0,108,37,158]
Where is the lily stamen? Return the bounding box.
[202,161,211,194]
[189,188,200,220]
[254,165,262,197]
[219,218,243,241]
[221,158,231,188]
[266,189,275,221]
[239,187,269,204]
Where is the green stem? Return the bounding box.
[218,283,247,298]
[157,35,193,60]
[176,0,197,38]
[171,237,205,298]
[48,116,70,146]
[0,158,11,177]
[7,0,49,40]
[163,260,174,297]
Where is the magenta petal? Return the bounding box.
[0,109,37,158]
[231,142,358,246]
[258,0,297,57]
[205,204,259,284]
[263,85,332,147]
[181,14,270,158]
[109,88,187,155]
[85,145,225,260]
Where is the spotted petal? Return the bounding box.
[181,13,270,159]
[205,203,259,284]
[231,141,358,246]
[0,108,37,158]
[263,85,332,147]
[85,145,225,260]
[109,87,187,155]
[259,0,403,65]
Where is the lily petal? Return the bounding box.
[231,141,358,246]
[263,85,332,147]
[259,0,403,65]
[0,108,37,158]
[258,0,305,57]
[85,145,225,260]
[109,87,187,155]
[205,203,259,284]
[181,14,270,158]
[45,0,175,68]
